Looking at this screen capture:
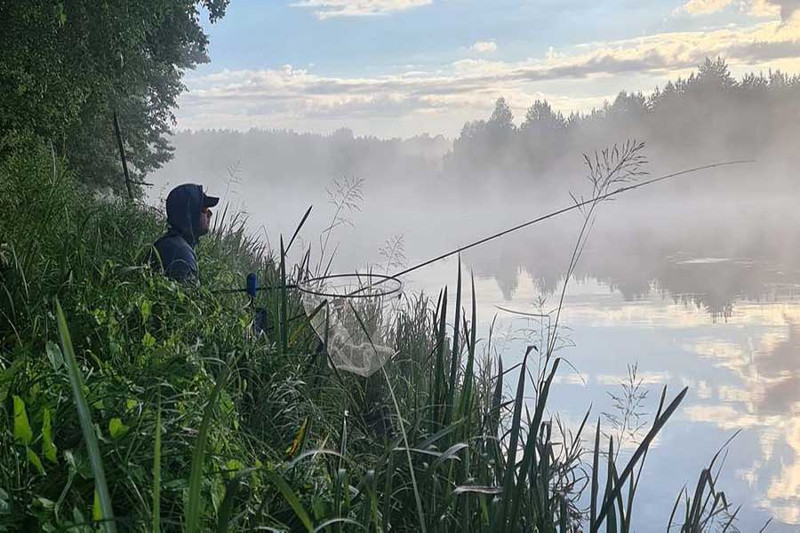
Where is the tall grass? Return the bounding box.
[0,134,745,531]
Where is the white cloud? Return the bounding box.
[177,18,800,136]
[291,0,432,19]
[676,0,800,20]
[595,371,670,385]
[470,40,498,54]
[677,0,734,16]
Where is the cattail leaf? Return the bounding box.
[42,408,57,464]
[12,395,33,446]
[26,447,44,475]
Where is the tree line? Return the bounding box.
[446,58,800,195]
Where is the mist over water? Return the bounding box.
[150,63,800,531]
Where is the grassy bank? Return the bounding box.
[0,135,738,531]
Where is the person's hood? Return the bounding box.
[165,184,205,245]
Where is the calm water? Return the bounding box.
[343,195,800,531]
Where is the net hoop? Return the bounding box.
[297,273,403,300]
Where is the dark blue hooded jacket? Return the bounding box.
[151,184,207,281]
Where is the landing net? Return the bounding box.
[298,273,403,377]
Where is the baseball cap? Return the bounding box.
[202,187,219,208]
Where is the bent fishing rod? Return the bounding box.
[219,158,754,298]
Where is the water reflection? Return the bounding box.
[684,318,800,525]
[462,199,800,320]
[453,232,800,528]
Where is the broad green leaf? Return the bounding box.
[142,332,156,349]
[34,496,54,510]
[140,300,152,323]
[13,395,33,446]
[225,459,244,479]
[26,447,44,475]
[56,2,66,25]
[42,408,58,464]
[109,418,128,440]
[46,341,64,371]
[125,399,138,412]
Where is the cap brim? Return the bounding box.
[203,195,220,208]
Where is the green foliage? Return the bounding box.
[0,0,229,191]
[12,395,33,446]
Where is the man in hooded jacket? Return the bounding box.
[151,183,219,281]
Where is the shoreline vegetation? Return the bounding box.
[0,134,755,531]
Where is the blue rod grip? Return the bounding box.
[246,273,258,299]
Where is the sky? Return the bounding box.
[177,0,800,138]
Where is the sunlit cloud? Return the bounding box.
[470,40,498,54]
[677,0,734,16]
[751,0,800,20]
[291,0,432,19]
[676,0,800,20]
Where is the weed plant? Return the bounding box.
[0,133,742,531]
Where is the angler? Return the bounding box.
[149,183,219,281]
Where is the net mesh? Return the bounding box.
[300,274,402,377]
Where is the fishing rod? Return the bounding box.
[389,159,753,280]
[221,159,754,299]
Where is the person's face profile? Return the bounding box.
[200,207,212,234]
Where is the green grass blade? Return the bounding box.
[153,391,162,533]
[605,437,616,533]
[445,260,462,429]
[490,357,503,438]
[55,299,116,532]
[286,205,313,255]
[667,487,685,530]
[264,469,314,532]
[496,345,533,530]
[431,443,468,470]
[433,287,448,431]
[280,235,288,353]
[416,422,460,451]
[217,475,243,533]
[186,367,229,533]
[509,358,560,528]
[458,273,477,431]
[313,518,367,532]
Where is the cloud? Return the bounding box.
[676,0,800,20]
[678,0,734,15]
[470,40,498,54]
[291,0,432,19]
[595,371,670,385]
[177,18,800,136]
[760,0,800,21]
